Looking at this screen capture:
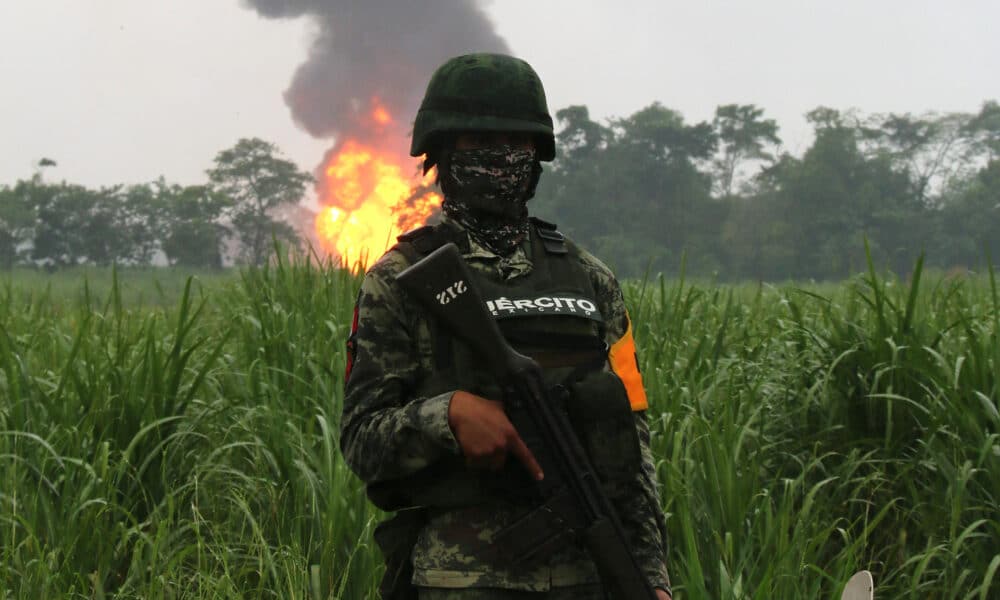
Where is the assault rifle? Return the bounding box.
[396,242,659,600]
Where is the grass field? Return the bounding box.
[1,256,997,599]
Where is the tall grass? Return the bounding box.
[1,255,997,598]
[634,257,999,598]
[0,266,235,309]
[1,257,380,598]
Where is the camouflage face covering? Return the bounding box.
[441,146,540,255]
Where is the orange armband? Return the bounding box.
[608,314,648,411]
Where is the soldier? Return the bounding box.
[341,53,672,600]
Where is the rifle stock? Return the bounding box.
[396,242,658,600]
[395,242,537,381]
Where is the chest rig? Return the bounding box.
[368,218,642,513]
[396,218,607,387]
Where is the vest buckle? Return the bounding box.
[535,227,568,255]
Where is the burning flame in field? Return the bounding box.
[314,98,441,271]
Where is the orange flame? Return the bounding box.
[314,101,441,271]
[372,106,392,126]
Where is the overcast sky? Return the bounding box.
[2,0,998,189]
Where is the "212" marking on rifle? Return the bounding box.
[436,280,468,305]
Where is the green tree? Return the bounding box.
[613,102,717,164]
[553,105,612,167]
[612,103,719,271]
[749,108,917,278]
[29,181,86,267]
[207,138,312,265]
[719,187,798,280]
[122,183,164,264]
[26,181,157,268]
[537,106,613,245]
[0,186,34,269]
[937,159,1000,266]
[158,182,231,268]
[860,111,973,206]
[535,103,719,276]
[965,100,1000,162]
[711,104,782,198]
[0,183,36,268]
[90,184,160,265]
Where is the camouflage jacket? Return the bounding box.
[340,217,671,593]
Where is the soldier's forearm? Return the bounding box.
[340,389,460,482]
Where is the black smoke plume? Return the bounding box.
[241,0,509,142]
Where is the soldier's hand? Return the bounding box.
[448,391,544,481]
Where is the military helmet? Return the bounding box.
[410,53,556,164]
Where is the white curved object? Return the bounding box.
[841,570,874,600]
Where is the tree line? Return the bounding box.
[2,101,998,279]
[535,100,1000,280]
[0,139,311,269]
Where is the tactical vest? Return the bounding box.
[367,218,642,511]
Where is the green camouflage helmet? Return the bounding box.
[410,53,556,164]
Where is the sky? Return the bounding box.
[1,0,998,189]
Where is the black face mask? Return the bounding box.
[440,146,542,255]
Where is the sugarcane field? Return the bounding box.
[2,2,998,598]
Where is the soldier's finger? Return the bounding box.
[509,434,544,481]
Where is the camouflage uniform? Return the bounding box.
[417,584,608,599]
[341,216,671,596]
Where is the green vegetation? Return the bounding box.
[1,267,237,309]
[0,137,311,270]
[1,259,997,598]
[5,101,999,281]
[535,100,1000,280]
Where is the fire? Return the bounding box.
[370,97,392,127]
[314,101,441,271]
[372,106,392,126]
